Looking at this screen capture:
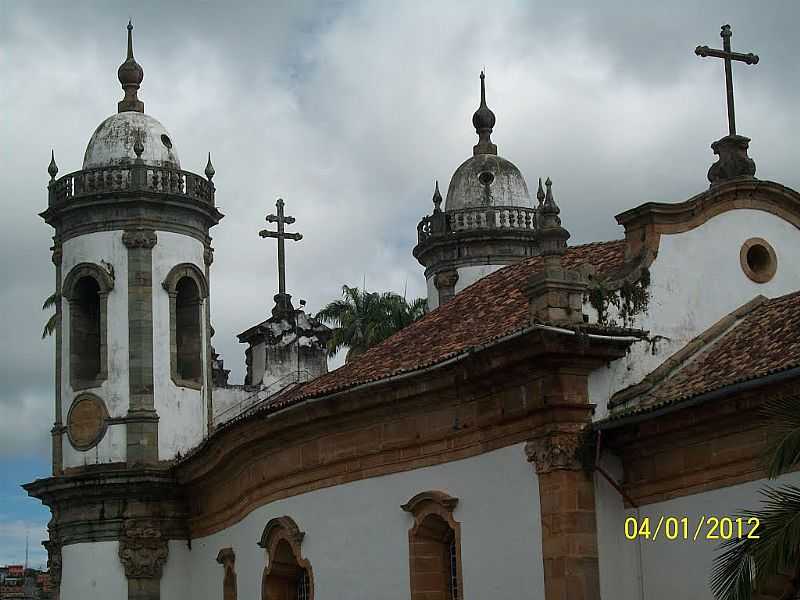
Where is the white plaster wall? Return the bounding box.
[211,386,252,425]
[595,452,642,600]
[151,231,207,459]
[425,275,439,310]
[250,342,267,385]
[61,541,127,600]
[590,209,800,419]
[61,232,129,468]
[455,264,505,294]
[162,443,544,600]
[633,470,800,600]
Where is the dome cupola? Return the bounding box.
[81,21,180,170]
[414,71,540,310]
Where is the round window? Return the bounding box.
[740,238,777,284]
[478,171,495,186]
[161,134,173,149]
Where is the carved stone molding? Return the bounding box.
[525,430,584,473]
[51,243,63,266]
[122,229,158,249]
[43,538,62,592]
[118,519,169,579]
[708,134,756,186]
[204,246,214,266]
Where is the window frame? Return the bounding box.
[62,262,115,391]
[402,491,464,600]
[258,516,314,600]
[162,263,208,390]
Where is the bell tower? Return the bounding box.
[29,23,222,600]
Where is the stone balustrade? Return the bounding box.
[48,165,215,206]
[417,205,538,242]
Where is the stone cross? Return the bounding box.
[695,24,759,136]
[259,198,302,298]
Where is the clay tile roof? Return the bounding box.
[262,239,628,411]
[607,290,800,421]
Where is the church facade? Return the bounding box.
[25,23,800,600]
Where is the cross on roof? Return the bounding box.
[695,24,759,137]
[259,198,302,311]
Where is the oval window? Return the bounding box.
[740,238,777,283]
[161,134,173,149]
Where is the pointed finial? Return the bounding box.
[432,180,442,212]
[543,177,559,213]
[117,21,145,113]
[536,177,545,204]
[205,153,216,181]
[472,70,497,156]
[48,150,58,181]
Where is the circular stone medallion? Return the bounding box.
[67,393,109,450]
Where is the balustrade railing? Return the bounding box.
[417,205,538,243]
[48,164,215,206]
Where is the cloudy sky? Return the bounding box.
[1,0,798,567]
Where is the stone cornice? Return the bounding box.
[615,179,800,258]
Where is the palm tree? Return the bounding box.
[41,292,59,339]
[711,396,800,600]
[316,285,426,362]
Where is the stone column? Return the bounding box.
[434,269,459,305]
[123,229,159,465]
[119,520,168,600]
[526,369,600,600]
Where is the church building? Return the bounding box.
[25,22,800,600]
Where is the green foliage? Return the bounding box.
[41,292,59,339]
[586,268,650,327]
[711,397,800,600]
[316,286,427,361]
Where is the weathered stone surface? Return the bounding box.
[708,134,756,185]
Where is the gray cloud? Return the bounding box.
[1,0,798,461]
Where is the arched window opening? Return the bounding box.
[72,277,102,381]
[163,263,208,389]
[403,491,463,600]
[263,540,310,600]
[63,263,113,390]
[259,516,314,600]
[175,276,202,383]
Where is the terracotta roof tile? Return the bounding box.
[608,290,800,421]
[265,239,629,410]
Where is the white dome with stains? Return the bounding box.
[444,153,532,211]
[83,112,180,170]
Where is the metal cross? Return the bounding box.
[695,24,759,137]
[259,198,302,297]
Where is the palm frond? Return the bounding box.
[42,292,59,311]
[760,396,800,478]
[41,314,59,339]
[711,484,800,600]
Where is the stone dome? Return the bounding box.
[83,112,180,170]
[444,153,532,211]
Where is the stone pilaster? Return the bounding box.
[123,229,159,465]
[434,269,459,306]
[119,519,169,600]
[51,242,64,475]
[43,537,62,600]
[526,369,600,600]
